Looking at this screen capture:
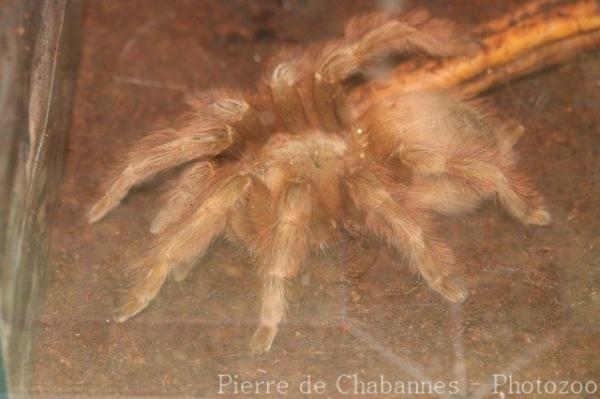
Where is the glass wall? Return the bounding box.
[0,0,81,396]
[1,1,599,398]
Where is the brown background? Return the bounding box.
[32,1,600,397]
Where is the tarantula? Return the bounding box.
[88,10,551,354]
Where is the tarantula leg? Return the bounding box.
[496,121,525,158]
[406,177,483,216]
[496,169,552,226]
[188,91,265,142]
[171,258,199,283]
[114,174,253,322]
[407,163,551,227]
[446,158,551,226]
[89,90,257,224]
[313,11,475,131]
[150,161,215,234]
[88,124,238,223]
[250,278,285,355]
[393,143,450,177]
[313,47,349,132]
[345,10,475,60]
[345,168,467,303]
[269,62,311,133]
[250,181,313,354]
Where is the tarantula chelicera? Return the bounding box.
[88,10,551,353]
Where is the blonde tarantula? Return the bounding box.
[88,10,551,354]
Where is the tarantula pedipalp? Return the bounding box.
[88,10,551,354]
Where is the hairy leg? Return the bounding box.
[114,174,253,322]
[150,161,215,234]
[496,168,551,226]
[345,168,467,303]
[406,176,482,216]
[446,157,551,225]
[496,120,525,158]
[88,90,258,223]
[249,181,313,354]
[313,10,474,130]
[268,61,312,133]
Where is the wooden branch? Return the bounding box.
[358,0,600,103]
[459,29,600,97]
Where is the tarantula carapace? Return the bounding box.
[88,10,551,353]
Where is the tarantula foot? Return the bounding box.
[171,261,196,282]
[87,196,113,224]
[249,326,277,354]
[524,207,552,226]
[149,217,166,235]
[114,296,150,323]
[432,277,468,303]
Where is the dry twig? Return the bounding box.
[359,0,600,101]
